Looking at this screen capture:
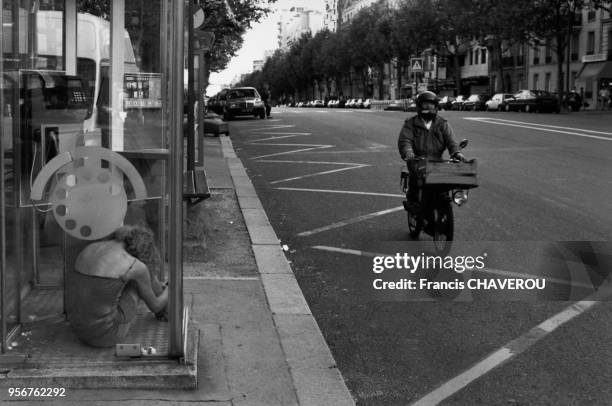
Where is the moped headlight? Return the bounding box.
[453,190,468,206]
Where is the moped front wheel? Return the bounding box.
[432,202,454,255]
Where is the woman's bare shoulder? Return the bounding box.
[75,240,135,279]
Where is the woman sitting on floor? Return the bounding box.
[67,225,168,348]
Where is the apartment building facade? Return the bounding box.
[277,6,324,50]
[523,7,612,109]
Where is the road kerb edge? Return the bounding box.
[222,136,355,405]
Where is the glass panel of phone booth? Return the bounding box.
[1,1,173,355]
[1,11,20,349]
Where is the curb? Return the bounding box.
[219,137,355,406]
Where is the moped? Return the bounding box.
[400,140,478,255]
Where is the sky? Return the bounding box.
[207,0,325,96]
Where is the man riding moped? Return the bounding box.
[397,91,466,213]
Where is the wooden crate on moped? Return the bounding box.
[408,159,478,188]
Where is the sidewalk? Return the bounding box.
[1,135,354,405]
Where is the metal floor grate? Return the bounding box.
[7,288,169,366]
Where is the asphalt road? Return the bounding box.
[227,107,612,405]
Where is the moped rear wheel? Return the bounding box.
[407,210,422,239]
[432,202,454,255]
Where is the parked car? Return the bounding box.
[384,100,405,111]
[505,89,560,113]
[485,93,514,111]
[345,98,356,108]
[363,99,371,109]
[327,99,338,108]
[354,98,364,108]
[438,96,455,110]
[404,98,417,112]
[222,87,265,120]
[312,100,325,108]
[208,88,229,115]
[451,95,467,110]
[462,94,489,111]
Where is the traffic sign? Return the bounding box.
[411,58,423,72]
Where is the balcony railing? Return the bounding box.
[582,53,606,62]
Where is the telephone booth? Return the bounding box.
[1,0,186,369]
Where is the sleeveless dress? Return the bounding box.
[67,258,139,348]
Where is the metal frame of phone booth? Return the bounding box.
[1,0,186,361]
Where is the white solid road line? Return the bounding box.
[276,187,404,198]
[469,117,612,135]
[297,206,404,237]
[465,117,612,141]
[411,287,611,406]
[310,244,611,405]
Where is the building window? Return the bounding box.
[533,46,540,65]
[587,9,596,21]
[534,73,539,90]
[545,72,551,92]
[459,55,466,67]
[517,74,524,89]
[545,41,553,63]
[587,31,595,55]
[481,48,486,64]
[571,33,579,61]
[469,49,473,65]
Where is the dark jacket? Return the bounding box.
[397,115,459,160]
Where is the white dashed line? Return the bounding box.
[275,187,404,198]
[297,206,404,237]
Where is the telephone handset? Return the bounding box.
[31,146,147,240]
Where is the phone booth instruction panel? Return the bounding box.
[1,0,184,360]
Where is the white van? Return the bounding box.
[35,11,139,133]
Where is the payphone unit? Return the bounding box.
[18,69,89,206]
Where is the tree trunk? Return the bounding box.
[557,47,565,109]
[453,53,461,96]
[396,62,403,98]
[495,41,505,94]
[378,63,385,100]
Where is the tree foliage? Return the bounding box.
[236,0,611,102]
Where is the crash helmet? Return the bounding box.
[416,91,439,121]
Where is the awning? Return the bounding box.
[576,61,612,79]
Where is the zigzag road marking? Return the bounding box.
[246,123,369,179]
[257,160,369,185]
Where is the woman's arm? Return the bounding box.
[127,260,168,314]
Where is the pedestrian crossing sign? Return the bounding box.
[411,58,423,72]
